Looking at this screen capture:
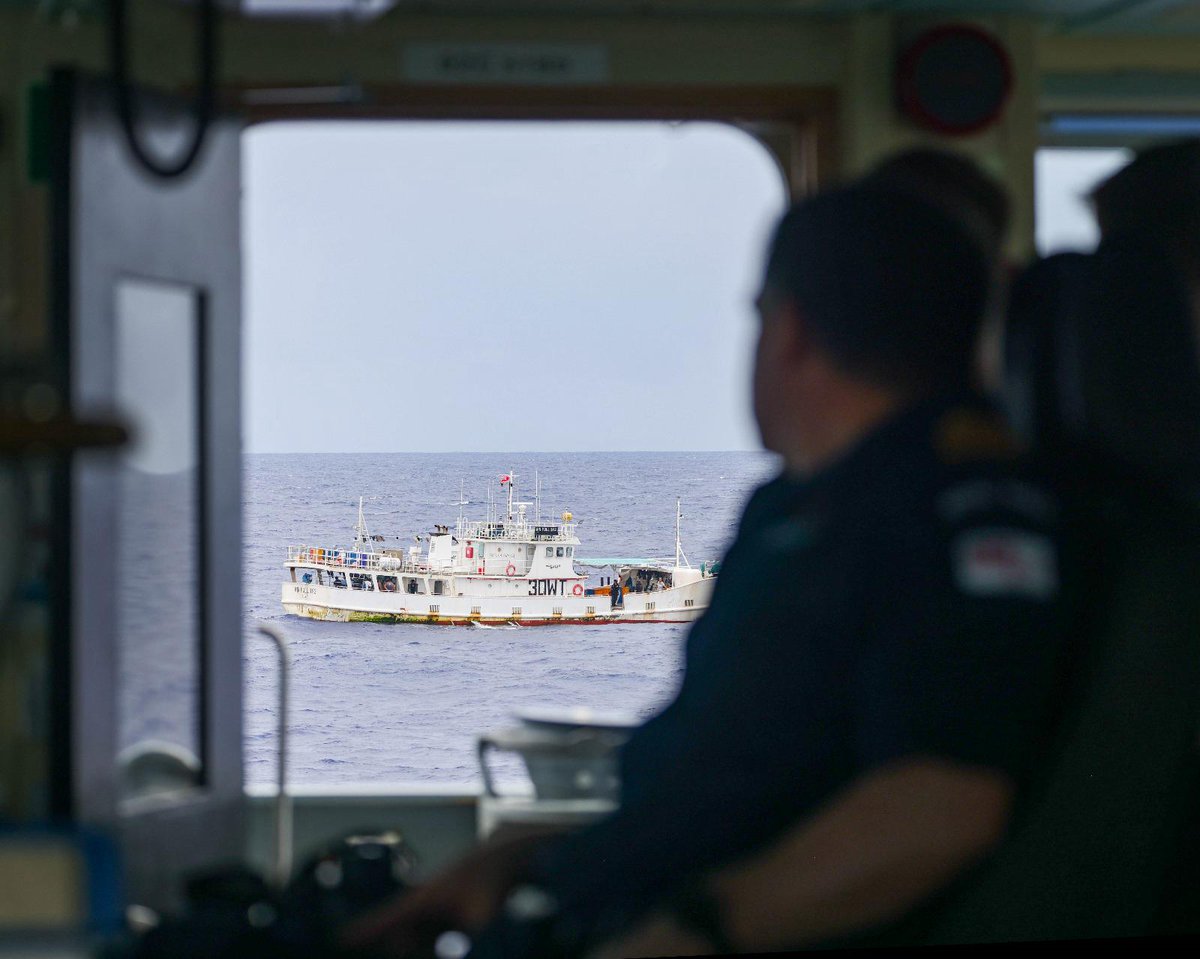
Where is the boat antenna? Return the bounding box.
[455,479,469,532]
[675,497,691,568]
[535,470,540,524]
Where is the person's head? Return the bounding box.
[753,183,990,474]
[867,147,1010,264]
[1090,139,1200,290]
[867,148,1013,393]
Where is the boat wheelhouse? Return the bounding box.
[281,473,715,625]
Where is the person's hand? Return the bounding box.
[586,913,714,959]
[341,830,558,958]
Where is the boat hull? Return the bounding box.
[280,578,712,626]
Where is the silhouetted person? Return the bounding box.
[349,182,1069,959]
[1090,139,1200,331]
[869,147,1010,264]
[1002,140,1200,483]
[867,148,1012,392]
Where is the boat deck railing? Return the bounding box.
[287,545,421,572]
[458,520,578,541]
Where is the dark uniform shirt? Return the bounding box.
[511,392,1069,948]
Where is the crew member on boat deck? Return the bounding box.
[349,182,1070,958]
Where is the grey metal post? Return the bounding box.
[257,624,293,887]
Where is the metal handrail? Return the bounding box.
[256,625,293,888]
[285,546,410,571]
[458,521,578,541]
[285,545,570,579]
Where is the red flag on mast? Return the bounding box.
[500,474,511,484]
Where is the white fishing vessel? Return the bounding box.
[280,473,717,625]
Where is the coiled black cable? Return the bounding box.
[107,0,217,179]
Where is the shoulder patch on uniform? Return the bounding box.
[938,480,1059,524]
[952,527,1058,600]
[934,410,1021,464]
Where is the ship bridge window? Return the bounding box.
[1035,147,1131,254]
[243,120,785,787]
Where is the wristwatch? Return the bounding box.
[665,878,737,955]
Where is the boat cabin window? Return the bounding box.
[297,567,319,585]
[243,120,784,788]
[1035,147,1131,254]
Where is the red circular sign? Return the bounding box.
[897,25,1013,136]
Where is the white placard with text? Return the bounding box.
[403,43,610,85]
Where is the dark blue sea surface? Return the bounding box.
[243,452,777,787]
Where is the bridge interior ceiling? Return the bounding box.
[219,0,1200,34]
[0,1,1196,37]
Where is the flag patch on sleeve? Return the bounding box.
[952,528,1059,600]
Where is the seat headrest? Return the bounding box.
[1004,239,1200,497]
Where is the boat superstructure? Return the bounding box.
[281,473,715,625]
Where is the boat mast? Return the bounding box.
[675,498,691,568]
[354,496,370,548]
[535,470,540,524]
[507,470,516,522]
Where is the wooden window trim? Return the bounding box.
[233,83,837,196]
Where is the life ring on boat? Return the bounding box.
[572,583,584,597]
[506,563,517,577]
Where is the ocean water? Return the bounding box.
[242,452,777,787]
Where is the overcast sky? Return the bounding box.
[243,129,1129,454]
[243,121,787,453]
